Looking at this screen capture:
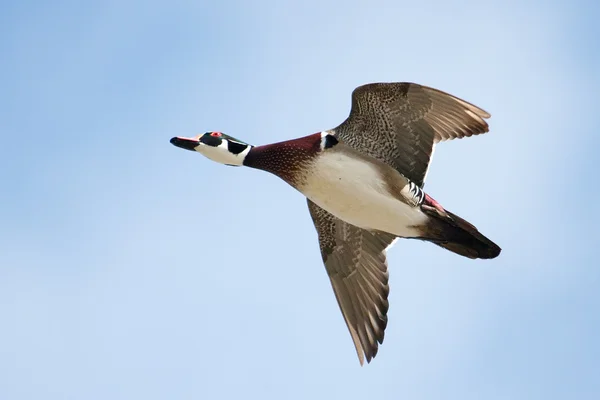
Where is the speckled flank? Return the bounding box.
[243,133,323,187]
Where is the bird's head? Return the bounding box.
[170,132,252,166]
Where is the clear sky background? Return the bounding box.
[1,1,598,399]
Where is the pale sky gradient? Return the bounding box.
[1,1,599,399]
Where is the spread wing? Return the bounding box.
[332,82,491,187]
[307,199,396,365]
[307,83,491,364]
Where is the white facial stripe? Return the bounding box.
[217,140,229,152]
[237,145,251,160]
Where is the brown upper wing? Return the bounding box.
[333,82,491,187]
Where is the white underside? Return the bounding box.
[299,150,427,237]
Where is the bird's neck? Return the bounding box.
[243,133,322,186]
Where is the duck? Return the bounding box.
[170,82,501,365]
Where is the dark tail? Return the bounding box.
[420,207,501,259]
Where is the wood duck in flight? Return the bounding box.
[170,82,501,365]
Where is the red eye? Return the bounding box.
[210,132,222,137]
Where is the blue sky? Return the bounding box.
[1,0,598,399]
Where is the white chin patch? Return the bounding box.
[197,142,248,166]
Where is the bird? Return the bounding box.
[170,82,501,365]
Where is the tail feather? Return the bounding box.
[421,207,501,259]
